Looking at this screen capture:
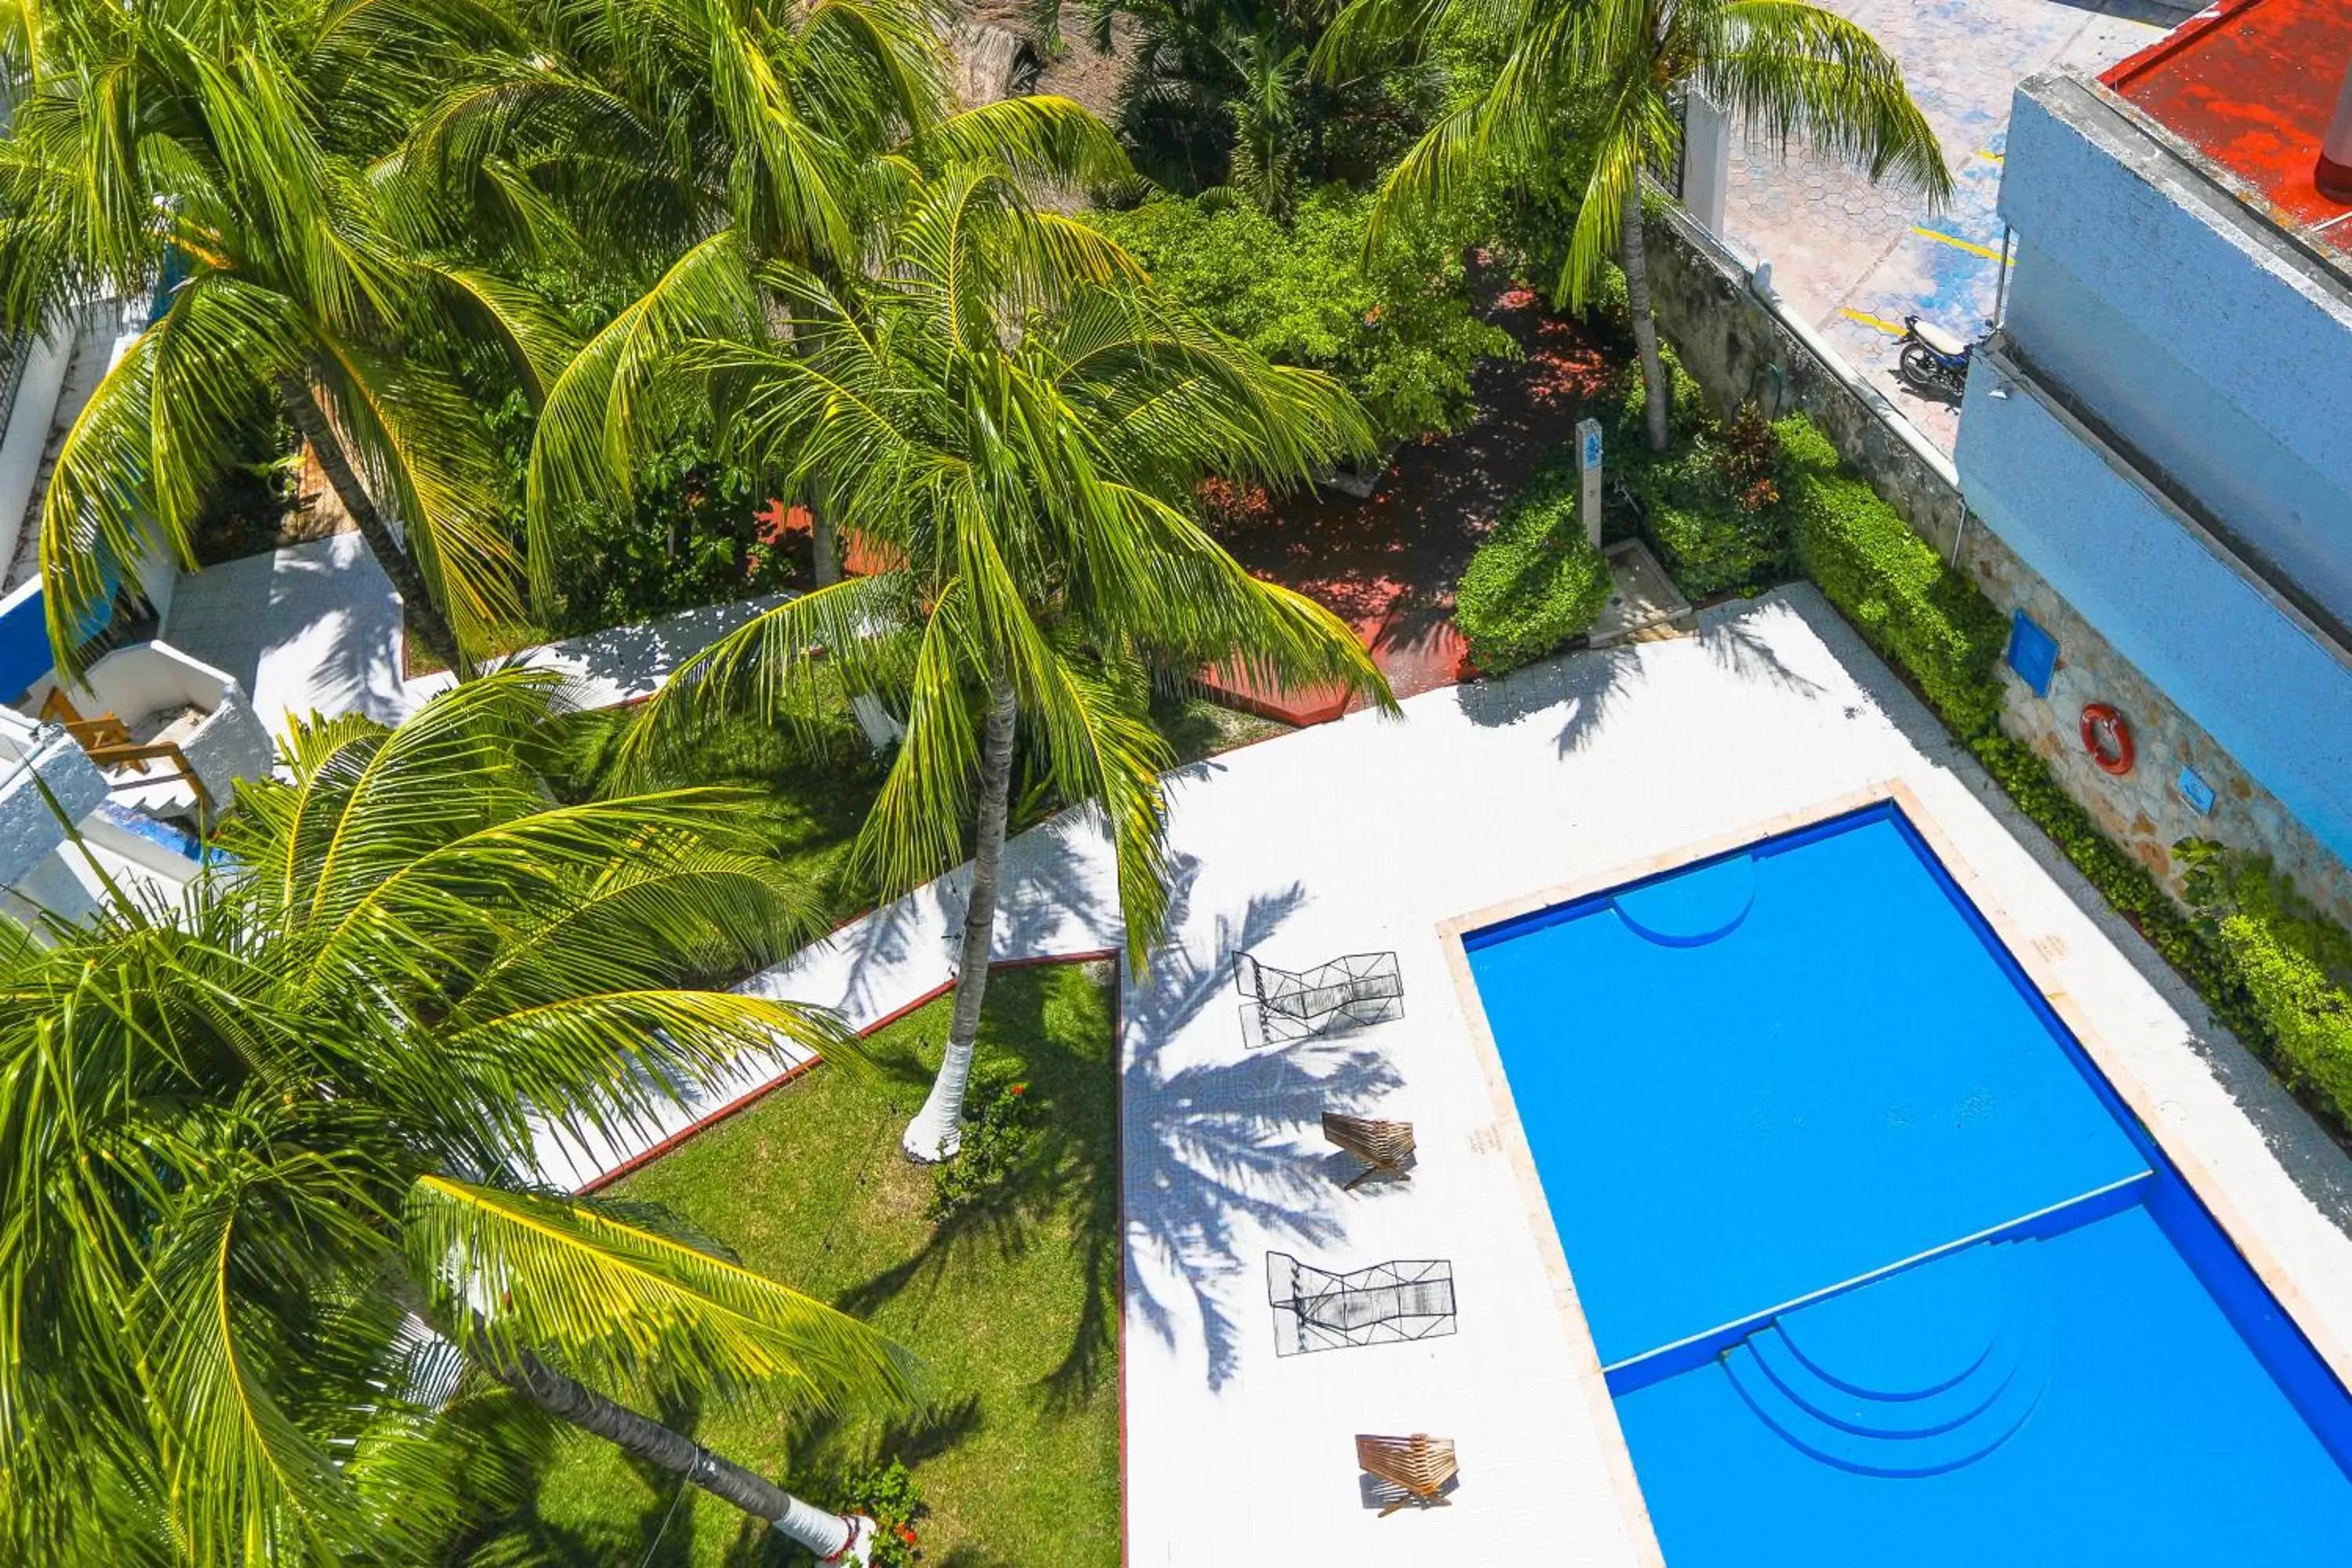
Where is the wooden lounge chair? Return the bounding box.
[1356,1432,1458,1517]
[1323,1112,1415,1190]
[1233,949,1403,1047]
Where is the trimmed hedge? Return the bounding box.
[1968,734,2241,1007]
[1456,452,1613,673]
[1776,419,2007,735]
[2183,843,2352,1122]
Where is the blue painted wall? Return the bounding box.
[1990,84,2352,633]
[1958,77,2352,869]
[0,579,51,703]
[1958,370,2352,868]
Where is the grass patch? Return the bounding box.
[507,962,1123,1567]
[550,702,891,919]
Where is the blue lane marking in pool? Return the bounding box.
[1464,801,2352,1566]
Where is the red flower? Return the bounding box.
[899,1524,919,1545]
[1011,1083,1028,1096]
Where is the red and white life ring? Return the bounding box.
[2080,702,2135,776]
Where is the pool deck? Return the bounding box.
[537,584,2352,1566]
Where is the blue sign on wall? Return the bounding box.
[2005,611,2059,698]
[2178,766,2216,815]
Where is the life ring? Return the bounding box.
[2080,702,2135,776]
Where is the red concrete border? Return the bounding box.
[572,946,1134,1564]
[1196,667,1353,727]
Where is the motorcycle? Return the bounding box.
[1898,314,1973,398]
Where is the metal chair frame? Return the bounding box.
[1232,949,1403,1047]
[1267,1251,1456,1357]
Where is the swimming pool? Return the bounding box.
[1461,801,2352,1564]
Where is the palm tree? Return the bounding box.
[400,0,1127,596]
[1322,0,1951,450]
[0,670,917,1566]
[0,0,572,678]
[609,166,1394,1162]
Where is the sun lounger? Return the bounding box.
[1232,949,1403,1046]
[1355,1432,1459,1516]
[1322,1112,1416,1190]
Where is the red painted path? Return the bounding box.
[1207,286,1614,724]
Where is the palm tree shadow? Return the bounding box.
[1451,640,1645,754]
[1120,866,1406,1392]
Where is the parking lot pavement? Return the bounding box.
[1719,0,2190,449]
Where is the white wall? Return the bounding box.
[0,308,78,582]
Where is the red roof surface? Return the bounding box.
[2103,0,2352,254]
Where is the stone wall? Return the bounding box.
[1639,205,2352,930]
[1640,209,1969,556]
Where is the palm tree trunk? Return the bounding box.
[902,670,1018,1163]
[1620,180,1671,454]
[810,495,842,587]
[278,376,472,678]
[484,1346,872,1563]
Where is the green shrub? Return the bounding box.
[1597,347,1788,598]
[926,1075,1034,1223]
[1969,735,2238,1004]
[841,1457,927,1566]
[1777,418,2005,735]
[1455,452,1613,673]
[1755,418,2352,1134]
[1090,187,1513,441]
[2181,842,2352,1123]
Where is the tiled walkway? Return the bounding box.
[162,532,786,738]
[549,586,2352,1566]
[1721,0,2187,448]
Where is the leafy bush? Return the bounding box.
[1455,451,1613,673]
[2181,841,2352,1124]
[1091,186,1513,441]
[1777,417,2005,734]
[1605,360,1788,597]
[926,1076,1033,1223]
[841,1457,927,1565]
[1968,735,2238,1003]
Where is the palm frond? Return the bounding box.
[1708,0,1952,203]
[524,232,758,610]
[404,1176,921,1410]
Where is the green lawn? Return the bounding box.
[508,961,1123,1567]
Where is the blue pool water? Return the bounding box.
[1463,804,2352,1564]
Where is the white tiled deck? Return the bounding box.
[161,532,789,739]
[549,585,2352,1566]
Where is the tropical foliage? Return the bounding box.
[1454,445,1613,673]
[1044,0,1440,204]
[1092,183,1512,440]
[1323,0,1951,448]
[1606,347,1790,597]
[608,165,1392,1158]
[406,0,1130,595]
[0,672,916,1566]
[0,0,572,674]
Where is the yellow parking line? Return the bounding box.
[1838,307,1907,336]
[1912,225,2011,262]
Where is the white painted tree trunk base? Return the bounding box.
[813,1512,877,1566]
[901,1082,965,1163]
[774,1500,872,1563]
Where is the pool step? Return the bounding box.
[1611,853,1756,946]
[1723,1240,2053,1475]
